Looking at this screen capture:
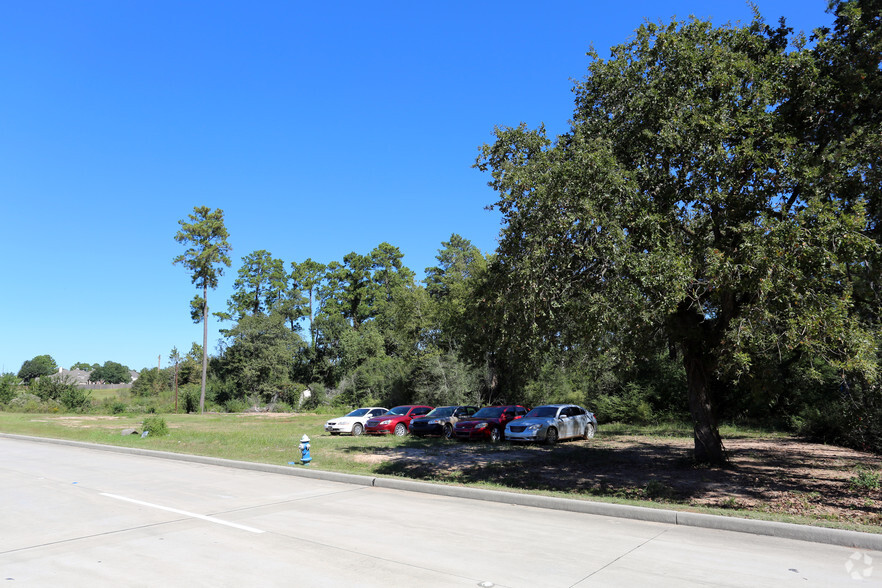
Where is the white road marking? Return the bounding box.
[100,492,264,534]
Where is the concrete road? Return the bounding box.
[1,437,878,587]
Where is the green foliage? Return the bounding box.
[7,393,56,413]
[131,367,170,397]
[174,205,233,414]
[475,9,879,463]
[0,373,20,404]
[299,384,328,410]
[59,386,92,411]
[17,355,58,383]
[31,374,76,402]
[223,398,247,413]
[102,398,127,414]
[409,351,482,407]
[141,416,169,437]
[70,362,94,371]
[88,361,131,384]
[593,386,655,425]
[220,249,288,321]
[850,466,881,492]
[215,312,302,403]
[180,385,200,413]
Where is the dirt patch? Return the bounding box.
[368,436,882,527]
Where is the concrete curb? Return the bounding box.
[4,433,881,551]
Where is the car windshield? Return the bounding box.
[525,406,559,418]
[425,407,454,417]
[345,408,369,417]
[386,406,410,416]
[472,406,504,418]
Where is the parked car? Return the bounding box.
[409,405,479,439]
[505,404,597,445]
[454,405,528,442]
[365,405,433,436]
[325,407,388,436]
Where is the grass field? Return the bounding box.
[1,411,879,534]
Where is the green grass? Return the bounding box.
[0,411,878,535]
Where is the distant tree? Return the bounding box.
[17,355,58,383]
[173,206,232,414]
[424,234,488,351]
[169,347,182,412]
[217,313,303,403]
[70,362,93,371]
[287,258,326,343]
[219,250,288,321]
[88,361,131,384]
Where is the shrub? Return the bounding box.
[59,387,92,411]
[142,416,169,437]
[224,398,247,413]
[0,373,20,404]
[7,393,46,413]
[31,375,79,402]
[181,386,200,413]
[850,467,881,492]
[101,398,127,414]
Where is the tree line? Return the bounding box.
[3,2,877,466]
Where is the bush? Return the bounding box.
[59,387,91,411]
[592,383,654,425]
[31,375,78,402]
[181,385,200,413]
[101,398,127,414]
[224,398,247,413]
[7,393,51,413]
[850,467,881,492]
[142,416,169,437]
[0,373,20,404]
[271,402,293,413]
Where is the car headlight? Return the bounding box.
[428,419,443,425]
[475,423,488,429]
[526,424,542,431]
[379,419,392,425]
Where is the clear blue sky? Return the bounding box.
[0,0,834,374]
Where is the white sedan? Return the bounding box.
[325,407,388,436]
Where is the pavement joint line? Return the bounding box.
[100,492,265,533]
[4,432,881,551]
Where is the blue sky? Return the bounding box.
[0,0,834,374]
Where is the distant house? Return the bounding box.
[52,368,139,389]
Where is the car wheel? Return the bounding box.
[443,424,453,439]
[584,423,596,439]
[352,423,364,437]
[545,427,559,445]
[394,423,408,436]
[489,427,501,443]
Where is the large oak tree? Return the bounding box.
[477,9,877,464]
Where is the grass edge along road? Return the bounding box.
[0,412,879,535]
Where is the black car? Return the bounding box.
[409,405,479,439]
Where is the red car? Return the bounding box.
[365,405,433,436]
[453,405,528,442]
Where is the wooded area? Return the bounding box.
[159,1,882,464]
[7,1,875,467]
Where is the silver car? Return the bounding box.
[505,404,597,445]
[325,407,388,436]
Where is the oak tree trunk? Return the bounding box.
[682,343,727,465]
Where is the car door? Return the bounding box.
[573,406,588,437]
[560,406,578,439]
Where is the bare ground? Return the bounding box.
[360,435,882,527]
